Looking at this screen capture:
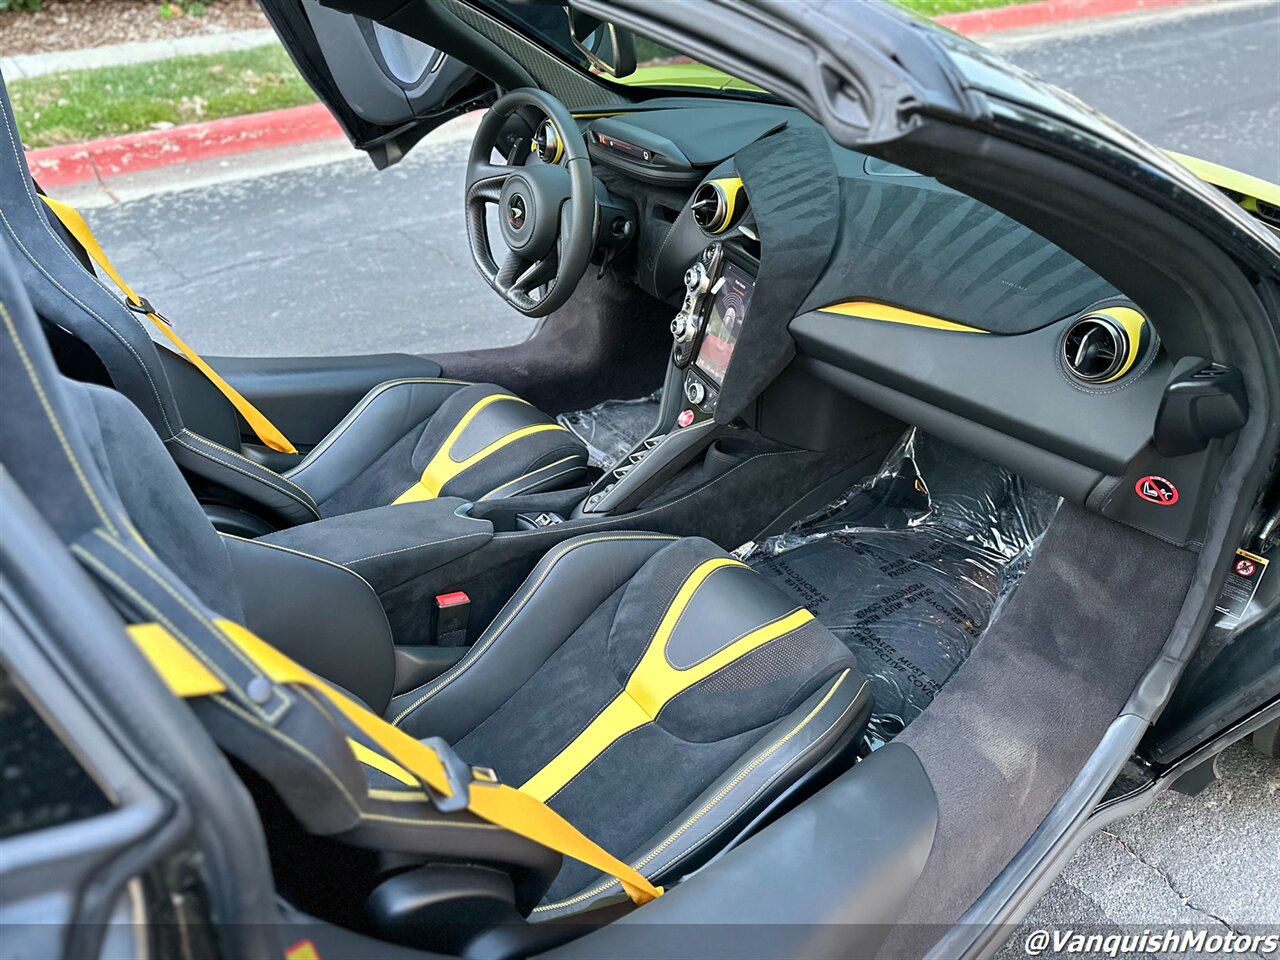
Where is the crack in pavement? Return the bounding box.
[1100,830,1269,960]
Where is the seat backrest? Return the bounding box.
[0,238,523,872]
[0,73,189,443]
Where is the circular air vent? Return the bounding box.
[1062,314,1129,383]
[691,179,745,234]
[533,119,563,164]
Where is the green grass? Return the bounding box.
[10,44,317,148]
[11,0,1036,148]
[894,0,1036,15]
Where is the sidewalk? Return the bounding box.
[0,27,277,80]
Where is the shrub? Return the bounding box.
[0,0,44,12]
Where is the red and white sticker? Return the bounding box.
[1135,475,1179,506]
[1216,549,1268,626]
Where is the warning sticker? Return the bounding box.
[1214,549,1268,626]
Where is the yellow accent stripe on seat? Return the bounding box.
[818,300,988,334]
[126,618,661,905]
[519,558,814,802]
[38,196,297,454]
[393,393,567,503]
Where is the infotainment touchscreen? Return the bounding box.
[695,261,755,386]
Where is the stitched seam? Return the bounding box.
[645,677,866,878]
[1,301,120,535]
[169,434,321,518]
[182,430,318,506]
[73,543,276,721]
[219,533,379,596]
[213,694,364,816]
[503,465,588,498]
[546,719,648,804]
[390,533,679,727]
[182,429,318,507]
[91,529,289,721]
[478,457,588,501]
[286,378,470,479]
[533,673,861,914]
[0,101,174,432]
[346,530,492,566]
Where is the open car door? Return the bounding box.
[259,0,491,167]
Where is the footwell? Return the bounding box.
[739,430,1060,745]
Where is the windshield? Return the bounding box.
[471,1,771,98]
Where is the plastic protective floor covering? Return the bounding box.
[558,392,661,469]
[737,430,1060,745]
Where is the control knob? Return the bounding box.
[684,263,710,294]
[685,378,706,405]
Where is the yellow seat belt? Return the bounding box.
[39,196,297,455]
[128,619,663,907]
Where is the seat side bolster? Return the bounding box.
[389,532,679,742]
[221,534,397,715]
[285,379,469,504]
[167,429,321,527]
[532,669,873,921]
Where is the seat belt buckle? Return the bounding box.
[420,736,499,813]
[434,591,470,646]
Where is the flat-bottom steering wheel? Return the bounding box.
[465,88,595,317]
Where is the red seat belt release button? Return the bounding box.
[435,591,470,647]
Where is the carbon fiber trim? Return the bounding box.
[440,0,628,109]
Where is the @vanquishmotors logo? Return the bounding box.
[1135,475,1179,506]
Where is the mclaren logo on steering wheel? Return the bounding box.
[507,194,527,230]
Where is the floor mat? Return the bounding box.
[558,391,661,469]
[739,430,1059,744]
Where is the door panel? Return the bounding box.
[261,0,487,166]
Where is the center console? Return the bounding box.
[577,241,759,516]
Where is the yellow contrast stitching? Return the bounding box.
[532,672,859,914]
[1,302,119,536]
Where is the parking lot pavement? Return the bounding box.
[71,0,1279,944]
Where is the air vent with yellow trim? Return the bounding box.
[1061,306,1153,385]
[692,178,747,235]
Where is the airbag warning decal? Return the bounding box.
[1215,549,1268,626]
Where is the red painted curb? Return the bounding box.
[26,0,1196,188]
[935,0,1189,35]
[27,102,342,188]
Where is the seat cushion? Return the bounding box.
[286,381,589,515]
[391,534,869,911]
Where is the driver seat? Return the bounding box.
[0,78,588,531]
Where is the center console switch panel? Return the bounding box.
[579,243,759,517]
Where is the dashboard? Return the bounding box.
[546,98,1241,548]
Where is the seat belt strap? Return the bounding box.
[38,196,297,455]
[126,619,663,907]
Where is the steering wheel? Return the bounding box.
[465,88,596,317]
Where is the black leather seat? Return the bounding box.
[0,242,873,935]
[0,78,588,531]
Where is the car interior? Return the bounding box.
[0,1,1273,956]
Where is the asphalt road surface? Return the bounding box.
[73,0,1280,948]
